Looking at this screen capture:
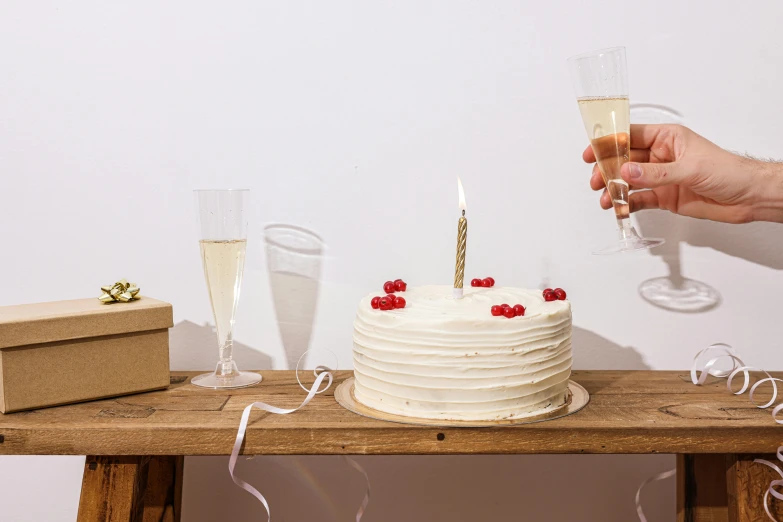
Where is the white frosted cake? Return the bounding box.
[352,285,572,421]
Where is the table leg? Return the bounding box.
[76,456,184,522]
[727,454,783,522]
[676,454,729,522]
[140,456,184,522]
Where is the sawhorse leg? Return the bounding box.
[76,455,183,522]
[677,454,782,522]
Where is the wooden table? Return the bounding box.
[0,370,780,522]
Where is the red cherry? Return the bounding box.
[501,303,510,309]
[383,281,396,294]
[379,297,394,310]
[554,288,567,300]
[394,280,407,292]
[481,278,492,288]
[471,278,482,287]
[371,296,381,309]
[491,305,503,316]
[386,294,396,302]
[394,296,406,309]
[543,288,553,294]
[486,277,495,287]
[513,304,525,317]
[543,290,557,302]
[502,306,516,318]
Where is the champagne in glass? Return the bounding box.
[199,238,247,364]
[567,47,663,254]
[578,96,630,220]
[193,190,261,389]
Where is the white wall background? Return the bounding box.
[1,1,782,520]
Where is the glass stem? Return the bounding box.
[617,217,635,241]
[218,334,235,376]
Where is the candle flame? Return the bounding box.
[457,177,466,212]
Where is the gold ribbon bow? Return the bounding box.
[98,279,141,303]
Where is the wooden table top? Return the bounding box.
[0,370,779,456]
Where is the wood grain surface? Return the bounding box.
[1,370,780,456]
[727,454,783,522]
[77,456,150,522]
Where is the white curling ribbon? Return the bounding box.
[228,350,370,521]
[636,344,783,522]
[691,344,783,425]
[635,469,677,522]
[754,447,783,522]
[343,456,371,522]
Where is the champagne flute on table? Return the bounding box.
[567,46,664,254]
[192,189,262,389]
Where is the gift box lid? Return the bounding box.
[0,297,173,349]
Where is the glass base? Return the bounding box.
[593,222,664,255]
[191,361,262,389]
[639,276,721,313]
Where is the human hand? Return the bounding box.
[584,124,783,224]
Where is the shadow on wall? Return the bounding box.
[572,326,649,370]
[629,103,721,314]
[182,454,675,522]
[635,212,722,314]
[169,320,273,372]
[628,102,782,313]
[636,212,783,313]
[264,224,325,370]
[684,218,783,270]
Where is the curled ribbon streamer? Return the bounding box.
[228,369,332,521]
[229,349,370,521]
[690,344,783,425]
[755,447,783,522]
[635,469,677,522]
[636,344,783,522]
[343,456,371,522]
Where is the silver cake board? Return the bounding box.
[334,377,590,428]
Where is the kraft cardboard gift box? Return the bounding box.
[0,297,172,413]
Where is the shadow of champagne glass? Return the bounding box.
[264,224,325,369]
[630,103,721,313]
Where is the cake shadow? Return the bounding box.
[169,320,273,372]
[571,326,649,371]
[571,326,649,395]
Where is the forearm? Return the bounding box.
[749,158,783,223]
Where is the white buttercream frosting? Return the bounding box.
[352,285,573,421]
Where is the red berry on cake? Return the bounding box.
[486,277,495,287]
[501,304,510,310]
[383,281,396,294]
[544,288,553,294]
[554,288,567,300]
[543,290,557,302]
[394,280,408,292]
[379,297,394,310]
[502,306,516,318]
[491,305,503,316]
[481,278,492,288]
[371,296,381,309]
[386,294,396,303]
[394,296,406,309]
[513,304,525,316]
[471,278,482,287]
